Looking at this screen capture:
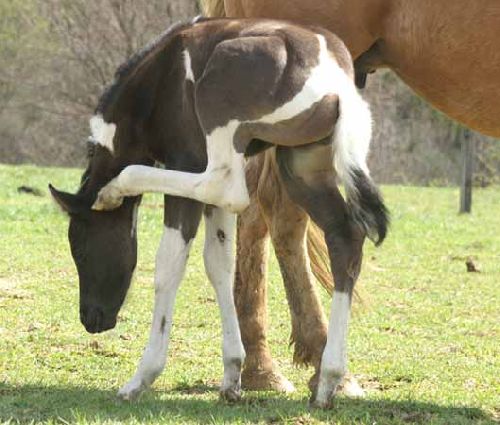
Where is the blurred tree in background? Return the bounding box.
[0,0,198,166]
[0,0,498,186]
[364,71,500,186]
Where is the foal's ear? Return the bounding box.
[49,184,86,215]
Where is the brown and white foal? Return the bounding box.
[50,18,387,408]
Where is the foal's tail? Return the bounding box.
[333,76,389,245]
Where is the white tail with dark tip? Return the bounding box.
[332,71,389,245]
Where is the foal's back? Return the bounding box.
[185,19,356,153]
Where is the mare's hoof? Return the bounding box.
[220,387,242,403]
[242,368,295,393]
[308,371,320,394]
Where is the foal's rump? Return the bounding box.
[194,21,387,243]
[194,23,347,152]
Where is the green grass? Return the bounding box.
[0,163,499,424]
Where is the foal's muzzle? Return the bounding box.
[80,305,117,333]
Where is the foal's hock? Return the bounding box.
[50,17,387,408]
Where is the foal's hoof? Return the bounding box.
[308,373,364,398]
[220,387,242,403]
[117,380,146,401]
[93,183,124,211]
[308,381,337,410]
[242,368,295,393]
[340,375,365,398]
[309,394,335,410]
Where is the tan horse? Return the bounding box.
[202,0,500,393]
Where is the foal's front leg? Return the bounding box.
[203,206,246,401]
[118,198,203,400]
[93,129,249,213]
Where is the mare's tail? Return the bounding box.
[333,74,389,245]
[200,0,227,17]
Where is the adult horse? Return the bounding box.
[50,18,387,408]
[201,0,500,393]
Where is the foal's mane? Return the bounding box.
[80,19,203,196]
[95,20,193,116]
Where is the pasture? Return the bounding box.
[0,164,498,424]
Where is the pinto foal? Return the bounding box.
[50,18,387,408]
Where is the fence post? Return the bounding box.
[459,129,473,213]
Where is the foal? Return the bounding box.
[51,18,388,408]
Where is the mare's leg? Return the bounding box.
[203,206,246,401]
[276,142,365,408]
[236,155,294,392]
[118,197,203,400]
[258,151,328,372]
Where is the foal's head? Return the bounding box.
[50,136,147,333]
[49,20,192,333]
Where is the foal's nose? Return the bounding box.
[80,305,105,334]
[80,305,118,333]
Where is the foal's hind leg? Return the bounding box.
[118,197,203,400]
[276,142,365,408]
[203,206,246,401]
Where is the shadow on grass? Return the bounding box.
[0,382,493,424]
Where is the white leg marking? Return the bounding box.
[93,123,249,213]
[314,291,351,407]
[118,227,192,400]
[203,208,245,401]
[183,49,195,83]
[89,114,116,154]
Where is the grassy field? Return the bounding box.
[0,164,499,424]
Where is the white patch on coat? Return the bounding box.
[241,33,371,193]
[183,50,195,83]
[89,114,116,154]
[202,123,249,212]
[314,291,351,406]
[118,226,192,400]
[257,35,341,124]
